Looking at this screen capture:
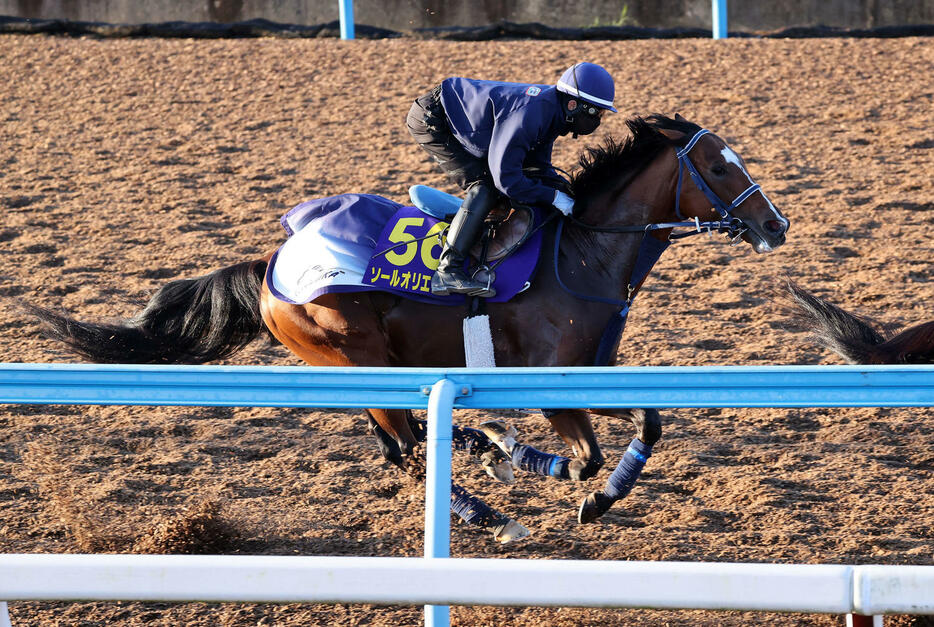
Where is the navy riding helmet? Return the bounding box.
[556,62,617,114]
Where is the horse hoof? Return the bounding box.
[403,450,426,478]
[492,519,531,544]
[568,458,602,481]
[480,449,515,485]
[577,491,614,524]
[479,419,519,457]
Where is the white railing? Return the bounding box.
[0,554,932,612]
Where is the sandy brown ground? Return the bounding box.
[1,34,933,626]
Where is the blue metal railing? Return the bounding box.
[3,362,932,627]
[3,363,933,409]
[339,0,354,39]
[713,0,728,38]
[423,379,455,626]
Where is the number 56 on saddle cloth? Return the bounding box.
[265,189,545,307]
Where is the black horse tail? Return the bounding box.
[785,279,934,365]
[26,259,273,364]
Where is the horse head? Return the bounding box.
[570,114,789,254]
[657,113,789,253]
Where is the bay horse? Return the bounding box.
[27,114,789,538]
[786,280,934,364]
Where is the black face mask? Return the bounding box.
[559,93,604,138]
[571,112,601,136]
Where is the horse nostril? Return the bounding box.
[765,219,786,235]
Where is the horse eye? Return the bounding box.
[711,164,728,176]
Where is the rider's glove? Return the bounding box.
[553,190,575,216]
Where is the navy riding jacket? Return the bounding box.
[439,77,568,206]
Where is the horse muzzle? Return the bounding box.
[739,214,789,254]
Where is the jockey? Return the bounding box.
[406,62,617,297]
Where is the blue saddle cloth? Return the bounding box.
[266,190,545,306]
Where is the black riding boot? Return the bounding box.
[431,182,497,297]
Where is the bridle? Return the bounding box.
[567,128,762,244]
[673,129,761,243]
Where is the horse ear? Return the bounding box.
[674,113,686,122]
[657,126,684,140]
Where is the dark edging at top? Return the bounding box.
[1,15,932,40]
[413,21,934,40]
[0,16,400,39]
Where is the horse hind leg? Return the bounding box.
[539,409,605,482]
[261,290,520,536]
[367,411,406,470]
[452,483,529,544]
[404,415,514,485]
[360,408,422,476]
[367,415,525,541]
[261,290,422,473]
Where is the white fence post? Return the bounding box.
[424,379,456,627]
[0,602,10,627]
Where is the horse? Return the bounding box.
[785,280,934,364]
[26,114,789,538]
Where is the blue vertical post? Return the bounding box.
[424,378,455,627]
[339,0,354,40]
[712,0,727,39]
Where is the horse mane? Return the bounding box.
[569,114,702,203]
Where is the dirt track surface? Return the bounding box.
[1,34,933,626]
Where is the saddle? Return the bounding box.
[408,185,534,262]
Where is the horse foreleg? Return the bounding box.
[541,409,605,481]
[578,407,662,524]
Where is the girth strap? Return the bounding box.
[552,221,671,365]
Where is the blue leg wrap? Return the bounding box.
[604,438,652,500]
[408,418,487,454]
[452,426,491,455]
[511,444,570,479]
[450,482,506,528]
